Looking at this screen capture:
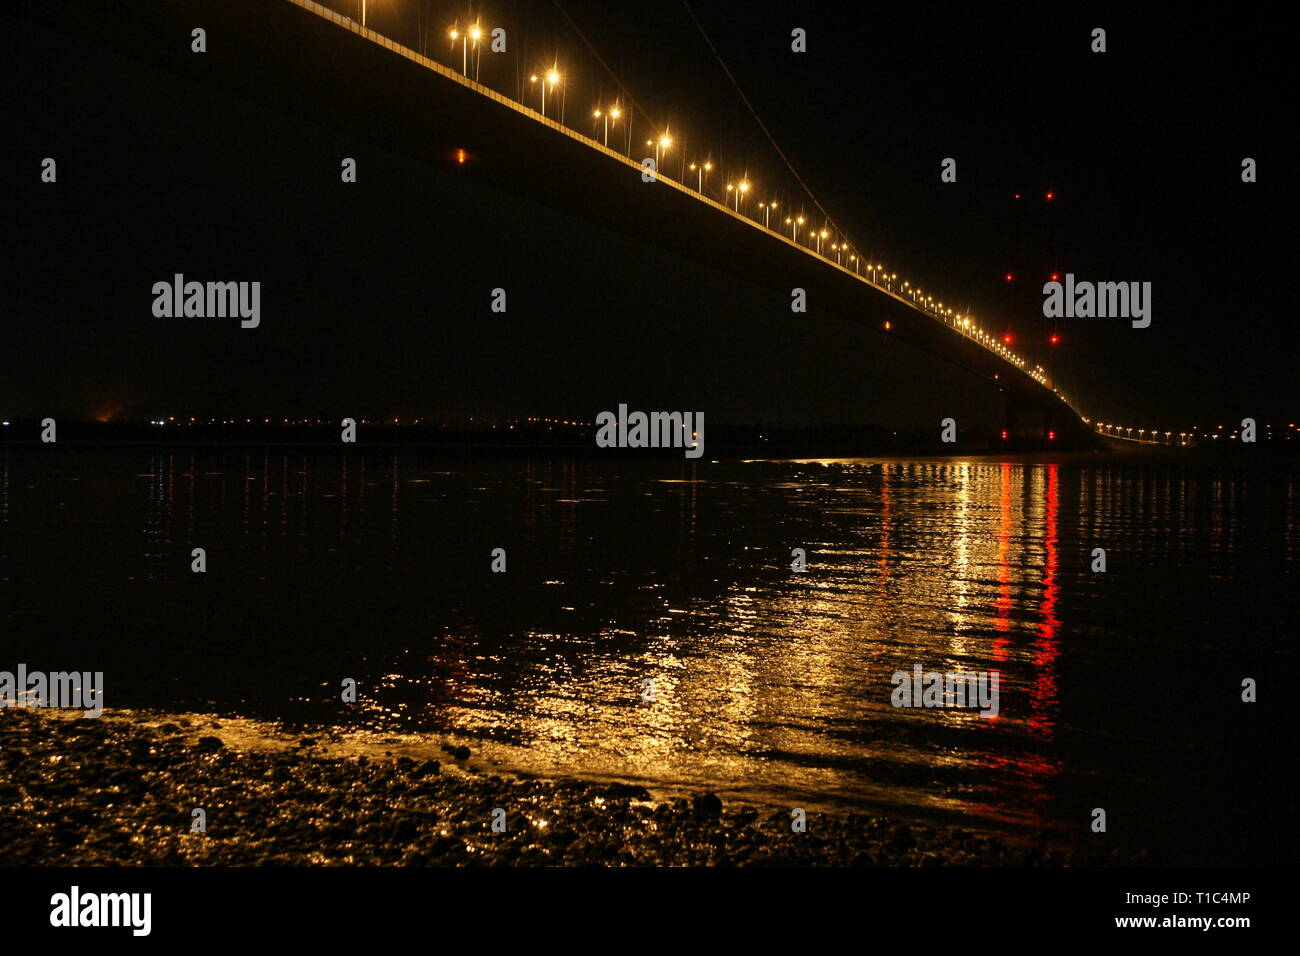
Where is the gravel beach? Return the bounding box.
[1,708,1136,866]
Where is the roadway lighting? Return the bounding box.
[469,25,484,81]
[648,134,670,167]
[535,69,560,117]
[593,106,617,146]
[605,105,621,148]
[690,159,712,192]
[816,228,829,255]
[450,26,470,75]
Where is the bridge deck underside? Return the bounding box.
[32,0,1096,446]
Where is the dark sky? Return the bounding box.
[8,0,1293,430]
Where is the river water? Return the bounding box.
[2,447,1295,863]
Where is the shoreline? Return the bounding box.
[1,707,1142,866]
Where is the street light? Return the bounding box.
[548,70,562,121]
[592,105,621,148]
[532,69,561,117]
[725,181,749,212]
[689,161,713,193]
[593,108,619,146]
[648,134,672,169]
[785,214,804,242]
[816,228,828,255]
[450,27,466,75]
[757,200,778,227]
[449,25,481,76]
[469,25,483,81]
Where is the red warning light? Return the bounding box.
[1050,273,1059,282]
[1001,430,1009,441]
[1046,191,1055,200]
[1003,333,1014,345]
[1005,273,1014,282]
[1049,334,1060,345]
[1048,430,1056,441]
[1014,193,1021,200]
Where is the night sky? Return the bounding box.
[8,0,1292,430]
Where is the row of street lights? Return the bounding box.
[1094,423,1192,445]
[431,16,1057,406]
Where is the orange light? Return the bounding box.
[883,321,891,331]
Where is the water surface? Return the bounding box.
[2,448,1294,863]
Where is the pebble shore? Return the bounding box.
[1,708,1139,866]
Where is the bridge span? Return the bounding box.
[34,0,1106,448]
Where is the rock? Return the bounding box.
[194,736,224,752]
[692,792,723,816]
[600,782,652,800]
